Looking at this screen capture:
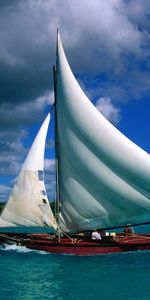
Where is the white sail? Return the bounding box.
[56,32,150,232]
[0,114,57,229]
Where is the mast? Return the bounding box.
[53,30,61,240]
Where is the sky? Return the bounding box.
[0,0,150,202]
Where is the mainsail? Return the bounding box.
[0,114,57,229]
[56,32,150,232]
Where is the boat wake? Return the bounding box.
[0,243,32,253]
[0,243,48,255]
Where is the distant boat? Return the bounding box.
[1,31,150,255]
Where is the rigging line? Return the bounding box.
[60,230,78,244]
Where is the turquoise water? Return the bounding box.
[0,245,150,300]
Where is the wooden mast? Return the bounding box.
[53,29,61,242]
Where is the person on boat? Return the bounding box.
[92,230,102,240]
[124,224,134,236]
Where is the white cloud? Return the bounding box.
[126,0,150,31]
[44,159,56,200]
[0,184,11,202]
[0,184,10,194]
[45,174,56,201]
[44,158,55,174]
[1,0,148,73]
[96,97,121,125]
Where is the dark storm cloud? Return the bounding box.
[0,128,27,176]
[0,92,53,128]
[0,1,55,105]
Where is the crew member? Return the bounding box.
[92,230,102,240]
[124,224,134,236]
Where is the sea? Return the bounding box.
[0,243,150,300]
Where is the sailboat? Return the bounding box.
[1,31,150,255]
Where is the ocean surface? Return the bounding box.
[0,244,150,300]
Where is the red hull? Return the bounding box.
[1,233,150,255]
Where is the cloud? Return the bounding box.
[45,173,56,201]
[0,0,149,108]
[44,158,55,173]
[0,128,27,176]
[126,0,150,32]
[46,139,55,150]
[0,184,11,202]
[96,97,121,125]
[0,92,53,128]
[44,159,56,201]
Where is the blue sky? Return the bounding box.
[0,0,150,201]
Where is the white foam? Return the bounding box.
[0,243,32,253]
[0,243,49,255]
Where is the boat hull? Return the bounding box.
[1,233,150,255]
